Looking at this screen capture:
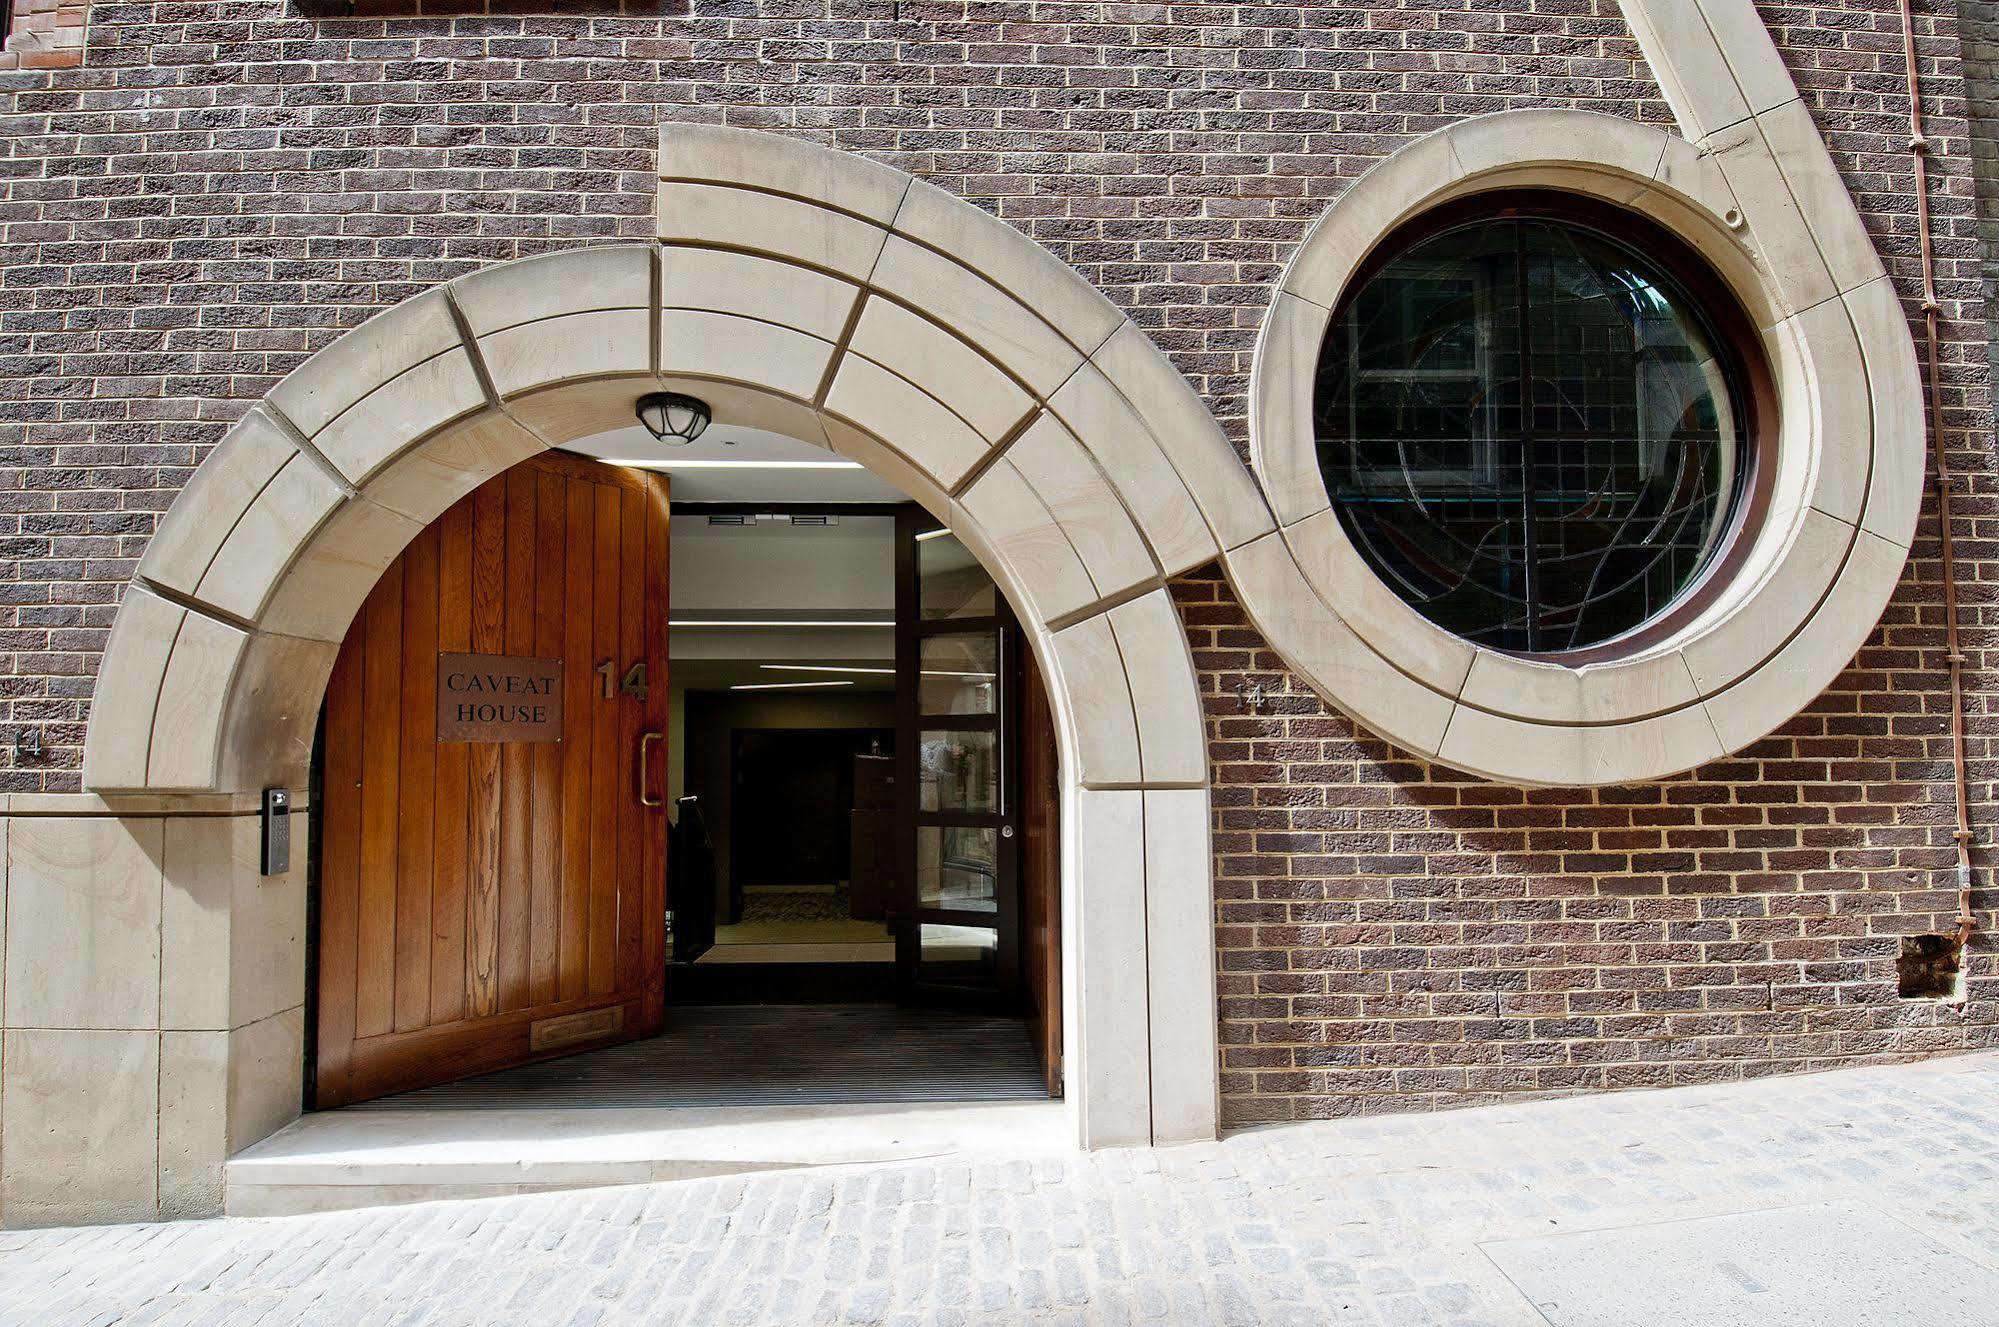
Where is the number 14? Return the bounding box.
[595,660,648,701]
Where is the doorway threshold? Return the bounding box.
[225,1098,1069,1217]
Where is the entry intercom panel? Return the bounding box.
[260,787,290,877]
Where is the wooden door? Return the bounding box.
[314,452,670,1108]
[1021,646,1062,1097]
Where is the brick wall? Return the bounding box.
[0,2,1991,1119]
[1963,2,1999,382]
[1186,3,1999,1125]
[0,0,89,70]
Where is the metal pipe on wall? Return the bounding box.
[1898,0,1979,948]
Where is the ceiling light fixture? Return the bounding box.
[728,680,856,692]
[762,664,893,675]
[633,391,713,446]
[760,664,996,679]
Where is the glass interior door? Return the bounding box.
[894,509,1019,1005]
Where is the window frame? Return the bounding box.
[1316,190,1779,665]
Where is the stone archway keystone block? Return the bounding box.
[659,121,911,223]
[956,457,1103,626]
[659,246,862,343]
[451,243,654,336]
[314,349,490,488]
[656,181,891,281]
[870,235,1088,398]
[1005,413,1160,597]
[265,290,465,442]
[822,355,989,490]
[482,309,653,400]
[1045,364,1216,578]
[891,178,1127,353]
[845,297,1035,442]
[657,309,835,400]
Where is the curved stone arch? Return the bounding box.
[83,123,1280,1148]
[1242,3,1925,786]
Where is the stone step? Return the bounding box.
[224,1100,1071,1217]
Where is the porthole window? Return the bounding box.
[1312,198,1759,655]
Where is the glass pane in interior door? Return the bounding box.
[920,922,999,982]
[919,730,997,812]
[919,532,997,620]
[920,632,998,714]
[916,825,998,912]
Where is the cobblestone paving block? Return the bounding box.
[3,1054,1998,1325]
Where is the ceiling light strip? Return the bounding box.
[598,459,865,471]
[728,680,857,692]
[759,664,995,678]
[670,619,896,628]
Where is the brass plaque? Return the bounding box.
[436,653,563,743]
[529,1005,624,1053]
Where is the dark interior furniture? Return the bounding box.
[727,727,893,922]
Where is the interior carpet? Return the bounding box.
[739,887,858,924]
[345,1004,1051,1110]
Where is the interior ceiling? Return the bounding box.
[672,658,898,693]
[557,421,910,693]
[559,419,909,503]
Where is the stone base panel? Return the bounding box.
[0,796,306,1228]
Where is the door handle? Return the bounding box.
[639,731,664,807]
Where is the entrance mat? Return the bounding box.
[347,1004,1050,1110]
[738,886,856,924]
[711,917,892,947]
[1482,1198,1999,1326]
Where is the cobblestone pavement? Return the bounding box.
[4,1053,1998,1326]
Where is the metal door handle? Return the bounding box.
[639,731,663,807]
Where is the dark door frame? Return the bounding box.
[893,507,1024,1011]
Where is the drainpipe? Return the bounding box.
[1898,0,1978,949]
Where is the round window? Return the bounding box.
[1313,202,1757,655]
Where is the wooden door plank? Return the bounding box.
[315,605,367,1105]
[1022,646,1064,1097]
[393,525,439,1034]
[497,467,537,1013]
[355,561,405,1042]
[466,478,507,1019]
[616,482,645,994]
[588,480,622,997]
[640,476,670,1030]
[559,477,596,1003]
[529,466,567,1007]
[429,496,474,1026]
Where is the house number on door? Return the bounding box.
[596,660,649,701]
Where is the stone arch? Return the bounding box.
[82,124,1278,1148]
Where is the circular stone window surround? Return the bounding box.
[1243,109,1923,786]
